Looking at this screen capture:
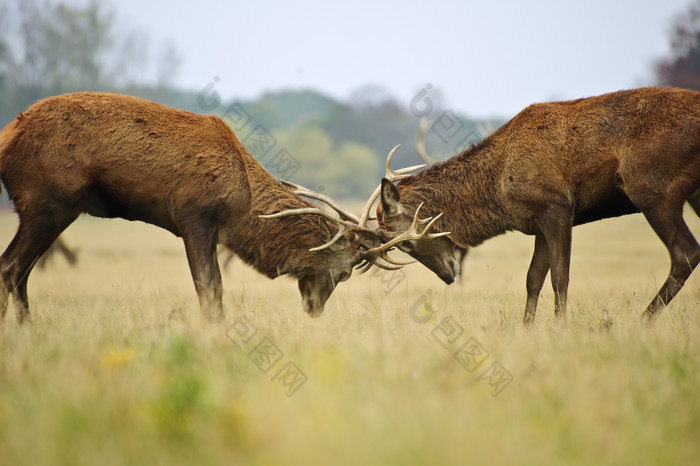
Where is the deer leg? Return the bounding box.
[539,208,573,321]
[640,204,700,322]
[0,209,76,324]
[0,237,17,320]
[181,220,225,323]
[523,233,550,326]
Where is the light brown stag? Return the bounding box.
[0,92,440,324]
[370,88,700,324]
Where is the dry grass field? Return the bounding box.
[0,207,699,465]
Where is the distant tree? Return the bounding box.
[657,0,700,90]
[330,142,381,199]
[0,0,181,126]
[237,88,502,193]
[155,42,182,89]
[274,125,381,199]
[349,84,396,110]
[1,0,117,91]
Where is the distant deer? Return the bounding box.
[370,88,700,324]
[0,92,441,324]
[36,237,78,270]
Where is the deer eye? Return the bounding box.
[399,240,414,253]
[337,271,351,282]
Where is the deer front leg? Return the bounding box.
[523,233,550,326]
[181,220,225,323]
[640,203,700,322]
[539,208,573,321]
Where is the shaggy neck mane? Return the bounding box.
[225,167,338,279]
[397,137,511,247]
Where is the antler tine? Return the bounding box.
[279,180,360,223]
[416,118,439,166]
[373,257,404,270]
[361,203,451,258]
[259,207,337,222]
[354,260,373,275]
[379,251,416,266]
[475,121,496,139]
[359,145,425,226]
[259,207,380,252]
[384,144,400,173]
[385,144,426,178]
[358,185,382,227]
[354,256,403,276]
[393,164,427,176]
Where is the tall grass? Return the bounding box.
[0,209,698,465]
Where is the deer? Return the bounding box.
[367,88,700,325]
[0,92,445,325]
[36,237,78,270]
[411,118,500,278]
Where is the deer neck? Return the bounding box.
[398,141,512,247]
[223,179,329,279]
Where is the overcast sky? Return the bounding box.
[111,0,690,118]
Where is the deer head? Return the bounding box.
[376,177,463,284]
[262,172,448,315]
[362,146,463,284]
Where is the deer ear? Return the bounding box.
[319,217,332,241]
[380,178,401,216]
[318,218,347,251]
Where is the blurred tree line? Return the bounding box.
[657,0,700,90]
[3,0,700,201]
[0,0,490,202]
[237,87,499,199]
[0,0,500,201]
[0,0,183,122]
[37,0,700,203]
[0,0,496,201]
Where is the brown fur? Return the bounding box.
[379,87,700,324]
[0,92,361,324]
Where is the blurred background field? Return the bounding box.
[0,208,698,466]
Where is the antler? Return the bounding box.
[354,256,404,274]
[278,180,360,223]
[416,118,439,166]
[475,121,496,139]
[358,145,425,226]
[361,202,450,257]
[259,207,380,252]
[259,206,417,270]
[259,154,449,275]
[416,119,496,167]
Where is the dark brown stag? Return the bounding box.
[0,92,438,324]
[372,88,700,324]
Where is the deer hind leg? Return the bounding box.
[538,206,574,322]
[180,217,225,323]
[0,208,76,324]
[523,233,550,326]
[640,202,700,322]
